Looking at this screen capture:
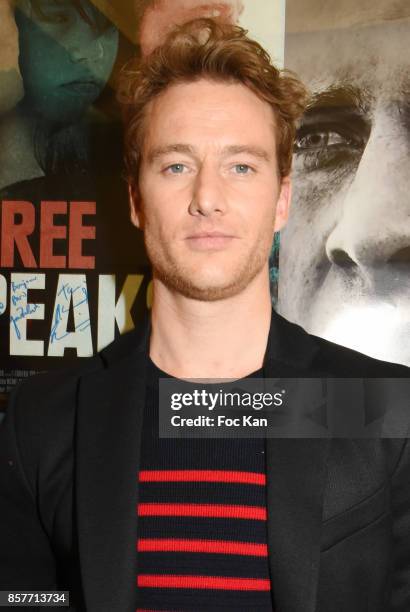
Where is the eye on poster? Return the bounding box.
[278,0,410,368]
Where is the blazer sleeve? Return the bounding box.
[0,383,57,590]
[391,434,410,611]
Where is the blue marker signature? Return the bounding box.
[10,277,39,338]
[12,292,26,307]
[11,276,38,306]
[10,303,40,340]
[11,277,37,293]
[50,283,90,343]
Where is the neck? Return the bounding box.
[149,269,272,379]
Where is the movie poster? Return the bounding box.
[277,0,410,367]
[0,0,284,411]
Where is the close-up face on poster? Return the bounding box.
[278,0,410,367]
[0,0,284,409]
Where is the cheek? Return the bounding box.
[258,186,281,223]
[281,181,325,261]
[245,203,277,245]
[140,177,189,217]
[143,202,178,240]
[19,31,68,92]
[291,153,358,211]
[289,168,343,235]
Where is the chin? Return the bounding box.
[181,286,241,301]
[155,265,248,301]
[172,277,245,301]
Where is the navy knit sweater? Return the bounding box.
[135,357,274,612]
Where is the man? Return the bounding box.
[0,18,409,612]
[277,0,410,367]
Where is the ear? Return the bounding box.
[128,183,143,229]
[273,175,291,233]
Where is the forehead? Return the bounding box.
[142,78,277,149]
[286,20,410,101]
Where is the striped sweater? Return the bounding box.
[135,357,274,612]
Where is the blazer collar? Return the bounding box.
[78,306,325,612]
[100,307,151,366]
[264,307,321,372]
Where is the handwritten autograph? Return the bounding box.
[49,282,90,343]
[10,303,41,340]
[9,277,91,343]
[10,277,39,339]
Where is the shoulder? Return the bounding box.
[270,309,409,377]
[311,332,410,377]
[277,312,409,377]
[7,324,144,425]
[3,356,103,489]
[2,327,143,496]
[9,354,101,427]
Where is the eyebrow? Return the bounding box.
[307,84,374,115]
[146,144,272,164]
[147,144,196,164]
[222,145,272,162]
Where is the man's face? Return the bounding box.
[278,20,410,365]
[130,78,290,302]
[138,0,244,56]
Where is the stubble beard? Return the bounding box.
[143,225,273,302]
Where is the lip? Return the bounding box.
[185,231,236,239]
[185,232,238,251]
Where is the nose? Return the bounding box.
[325,114,410,272]
[188,162,228,217]
[69,38,105,63]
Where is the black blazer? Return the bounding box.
[1,308,410,612]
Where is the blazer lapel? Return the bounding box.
[265,438,329,612]
[75,312,151,612]
[264,309,329,612]
[263,308,320,372]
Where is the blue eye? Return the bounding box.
[167,163,186,174]
[234,164,252,174]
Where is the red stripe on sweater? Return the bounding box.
[137,575,271,591]
[137,538,268,556]
[137,503,267,520]
[139,470,266,485]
